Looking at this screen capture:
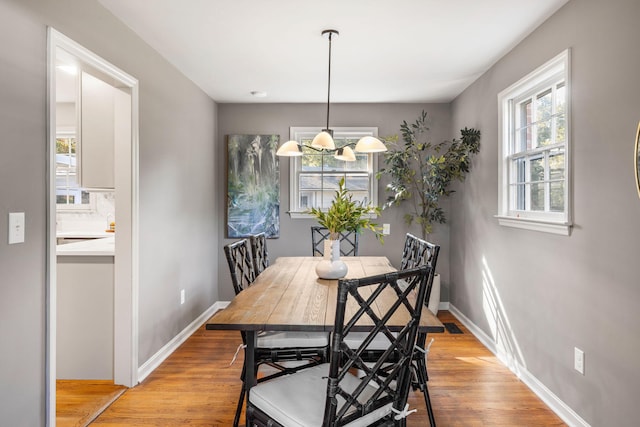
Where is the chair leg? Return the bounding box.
[233,363,246,427]
[415,356,436,426]
[233,383,245,427]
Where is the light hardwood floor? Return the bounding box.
[57,380,126,427]
[91,311,565,426]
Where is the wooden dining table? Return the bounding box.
[205,256,445,418]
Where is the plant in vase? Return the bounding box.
[308,177,382,279]
[377,110,481,239]
[377,110,481,312]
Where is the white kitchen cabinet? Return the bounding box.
[57,253,114,380]
[80,71,115,189]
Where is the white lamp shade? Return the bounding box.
[334,146,356,162]
[311,131,336,150]
[354,136,387,153]
[276,140,303,157]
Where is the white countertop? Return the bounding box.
[56,236,115,256]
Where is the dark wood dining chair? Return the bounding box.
[223,238,330,427]
[246,265,431,427]
[311,226,359,256]
[400,233,440,426]
[342,233,441,426]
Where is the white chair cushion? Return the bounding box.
[343,331,395,351]
[257,331,329,348]
[249,363,393,427]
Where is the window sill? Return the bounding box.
[495,215,572,236]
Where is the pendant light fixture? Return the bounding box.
[276,29,387,160]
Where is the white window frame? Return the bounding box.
[497,49,572,235]
[55,129,95,211]
[288,127,379,219]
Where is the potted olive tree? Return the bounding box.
[377,110,481,312]
[309,177,382,279]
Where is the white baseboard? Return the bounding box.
[137,300,230,383]
[438,301,450,311]
[448,304,590,427]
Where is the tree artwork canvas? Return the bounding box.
[227,134,280,238]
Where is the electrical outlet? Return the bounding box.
[574,347,584,375]
[382,223,390,235]
[180,289,186,305]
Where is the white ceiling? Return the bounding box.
[97,0,569,104]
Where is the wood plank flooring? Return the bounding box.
[91,311,565,426]
[57,380,126,427]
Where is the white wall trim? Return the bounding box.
[137,301,230,383]
[438,301,450,311]
[448,304,590,427]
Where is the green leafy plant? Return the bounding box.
[309,177,382,241]
[377,110,481,238]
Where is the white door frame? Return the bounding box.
[46,28,140,426]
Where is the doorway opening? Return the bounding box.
[46,28,140,426]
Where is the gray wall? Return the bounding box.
[449,0,640,426]
[0,1,217,425]
[217,103,457,301]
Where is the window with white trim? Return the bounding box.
[497,50,571,235]
[56,131,92,210]
[288,127,379,218]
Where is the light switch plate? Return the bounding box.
[574,347,584,375]
[8,212,25,244]
[382,223,390,235]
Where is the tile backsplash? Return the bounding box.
[56,191,115,233]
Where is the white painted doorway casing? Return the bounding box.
[46,28,140,427]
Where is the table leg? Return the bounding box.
[245,330,256,426]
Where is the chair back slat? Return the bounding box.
[311,226,359,256]
[249,233,269,275]
[324,265,431,426]
[223,239,256,295]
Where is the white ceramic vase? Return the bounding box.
[315,239,348,279]
[428,273,441,315]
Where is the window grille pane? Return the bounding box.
[536,120,552,147]
[536,89,553,121]
[301,151,368,172]
[301,152,323,170]
[549,150,565,180]
[344,175,371,204]
[350,154,369,171]
[550,181,564,212]
[530,183,544,211]
[299,193,311,210]
[516,100,532,153]
[515,157,526,184]
[555,84,566,114]
[516,184,526,210]
[298,172,370,211]
[554,114,566,145]
[298,174,317,188]
[530,156,544,183]
[322,155,349,172]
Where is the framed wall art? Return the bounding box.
[227,134,280,238]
